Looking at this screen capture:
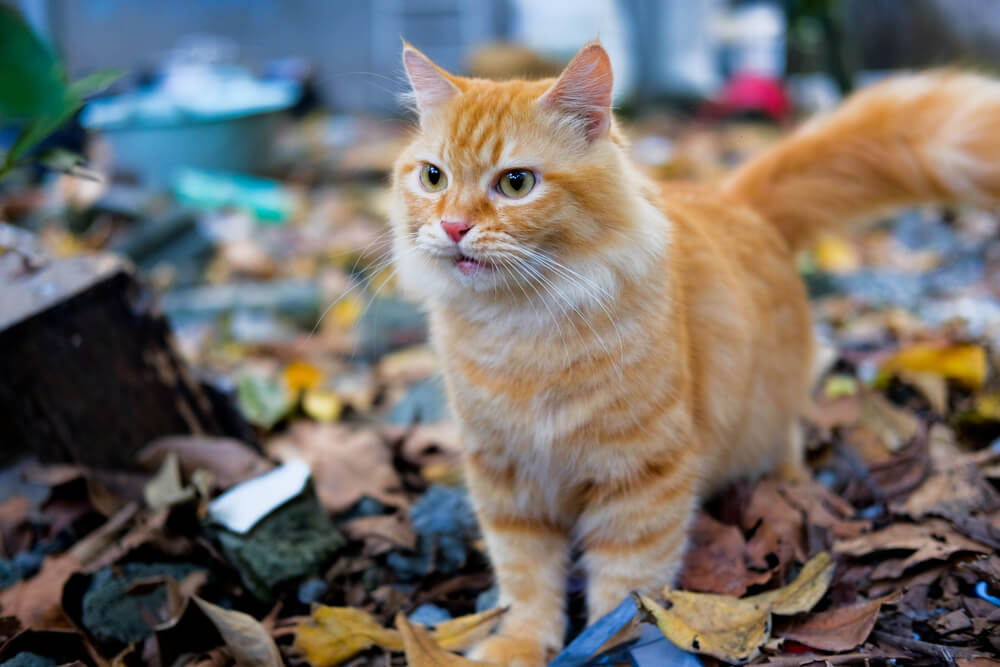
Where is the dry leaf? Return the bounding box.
[430,607,506,652]
[853,393,921,456]
[638,552,834,663]
[743,481,807,572]
[879,342,987,389]
[395,613,490,666]
[139,436,273,490]
[0,503,139,629]
[679,512,770,596]
[284,360,325,392]
[834,519,990,569]
[747,551,835,615]
[143,452,196,510]
[636,591,770,664]
[294,605,504,666]
[295,606,402,666]
[302,389,343,422]
[267,422,406,513]
[898,370,948,414]
[895,465,1000,518]
[192,597,282,667]
[341,513,418,554]
[777,594,897,651]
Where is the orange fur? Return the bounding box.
[390,44,1000,666]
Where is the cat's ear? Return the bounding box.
[402,42,460,118]
[538,41,613,141]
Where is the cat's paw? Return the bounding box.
[467,634,552,667]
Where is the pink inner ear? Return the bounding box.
[539,44,613,141]
[404,48,459,113]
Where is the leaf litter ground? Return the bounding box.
[2,117,1000,666]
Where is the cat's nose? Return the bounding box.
[441,220,471,244]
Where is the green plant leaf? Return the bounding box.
[69,68,125,99]
[0,5,68,119]
[2,102,79,174]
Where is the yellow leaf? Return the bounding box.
[294,605,504,666]
[823,375,858,399]
[433,607,506,651]
[745,551,834,615]
[294,606,401,666]
[640,552,834,664]
[395,614,491,667]
[635,591,770,664]
[332,294,363,329]
[813,235,860,273]
[303,390,342,422]
[284,361,324,393]
[879,343,987,389]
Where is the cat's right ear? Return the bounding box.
[402,42,460,120]
[538,41,613,142]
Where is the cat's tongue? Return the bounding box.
[457,256,486,275]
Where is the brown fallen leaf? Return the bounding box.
[267,422,407,513]
[743,481,807,573]
[779,482,869,540]
[679,512,770,596]
[895,465,1000,518]
[0,502,139,629]
[401,422,464,469]
[139,435,273,490]
[846,393,921,462]
[834,519,991,570]
[777,593,897,651]
[192,597,281,667]
[341,513,418,555]
[395,613,490,667]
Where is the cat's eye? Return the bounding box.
[497,169,536,199]
[419,163,448,192]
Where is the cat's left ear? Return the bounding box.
[538,41,613,141]
[402,42,460,119]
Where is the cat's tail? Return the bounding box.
[724,70,1000,249]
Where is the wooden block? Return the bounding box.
[0,250,252,469]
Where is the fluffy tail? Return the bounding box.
[725,70,1000,249]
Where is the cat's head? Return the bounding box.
[390,41,657,314]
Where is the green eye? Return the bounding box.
[498,169,536,198]
[419,163,448,192]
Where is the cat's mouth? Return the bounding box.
[455,254,491,276]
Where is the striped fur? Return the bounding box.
[390,43,1000,665]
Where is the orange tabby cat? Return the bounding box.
[390,41,1000,665]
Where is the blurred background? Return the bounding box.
[4,0,1000,478]
[4,3,1000,664]
[4,0,1000,477]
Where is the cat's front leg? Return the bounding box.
[577,453,700,623]
[464,451,570,667]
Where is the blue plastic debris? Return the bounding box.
[476,586,500,613]
[409,603,452,627]
[618,624,703,667]
[386,485,479,579]
[975,580,1000,606]
[549,597,637,667]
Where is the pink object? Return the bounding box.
[441,220,471,243]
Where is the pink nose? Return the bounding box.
[441,220,471,244]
